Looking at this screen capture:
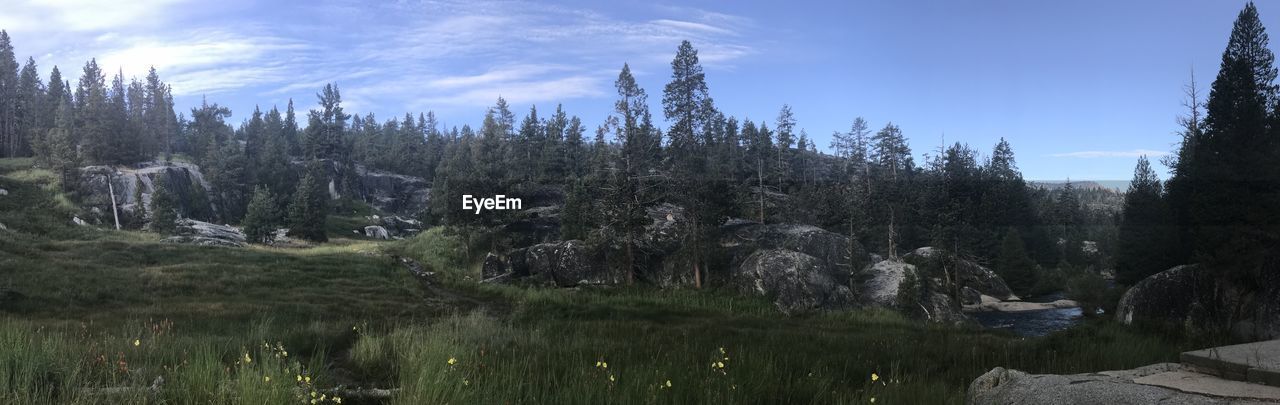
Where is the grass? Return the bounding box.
[0,157,1203,404]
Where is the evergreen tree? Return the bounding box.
[76,59,113,164]
[0,30,19,158]
[996,228,1037,296]
[561,177,590,240]
[287,162,329,242]
[150,180,178,234]
[1168,2,1280,289]
[304,83,349,160]
[46,97,78,189]
[1115,156,1176,285]
[242,186,280,244]
[17,57,45,163]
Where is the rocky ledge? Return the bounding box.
[161,219,246,247]
[968,363,1280,404]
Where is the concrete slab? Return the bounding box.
[1182,340,1280,386]
[1134,370,1280,401]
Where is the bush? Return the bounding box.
[1066,271,1109,316]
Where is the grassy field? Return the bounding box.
[0,158,1200,404]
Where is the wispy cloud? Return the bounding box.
[1050,149,1170,158]
[0,0,188,33]
[7,0,760,115]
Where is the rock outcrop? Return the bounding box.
[161,219,246,247]
[484,240,621,287]
[903,247,1019,304]
[76,162,214,227]
[731,249,855,315]
[1116,264,1215,330]
[305,160,431,216]
[857,259,914,307]
[1117,263,1280,340]
[967,363,1278,404]
[364,225,390,240]
[720,221,870,313]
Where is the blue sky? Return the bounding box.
[0,0,1264,181]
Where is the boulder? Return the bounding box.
[731,249,854,315]
[161,219,246,247]
[379,216,423,237]
[857,259,915,307]
[486,240,621,287]
[1115,264,1214,328]
[903,247,1018,304]
[482,253,507,280]
[720,221,870,284]
[967,364,1272,404]
[364,225,390,240]
[524,240,620,287]
[718,221,869,313]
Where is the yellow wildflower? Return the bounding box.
[719,347,726,354]
[609,374,615,382]
[448,357,458,366]
[871,373,879,382]
[717,361,725,369]
[320,394,326,401]
[310,400,317,405]
[870,398,876,403]
[601,361,608,369]
[305,376,311,383]
[133,339,140,347]
[334,398,342,404]
[311,391,317,398]
[464,379,470,386]
[297,375,302,382]
[665,380,672,388]
[595,361,602,367]
[244,353,252,363]
[263,376,270,383]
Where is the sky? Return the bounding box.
[0,0,1265,181]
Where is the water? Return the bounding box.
[971,307,1083,337]
[971,291,1084,337]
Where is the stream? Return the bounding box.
[970,292,1084,337]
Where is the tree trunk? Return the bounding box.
[625,235,635,285]
[757,160,765,223]
[107,173,121,230]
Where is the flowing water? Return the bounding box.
[971,292,1085,337]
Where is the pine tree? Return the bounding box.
[996,228,1037,296]
[561,177,590,240]
[774,105,796,189]
[287,162,329,242]
[1115,156,1176,285]
[242,186,280,244]
[1167,2,1280,289]
[76,59,113,164]
[150,180,178,234]
[46,97,78,189]
[17,57,45,163]
[0,30,19,158]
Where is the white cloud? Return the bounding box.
[10,0,760,114]
[0,0,189,33]
[1050,149,1170,158]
